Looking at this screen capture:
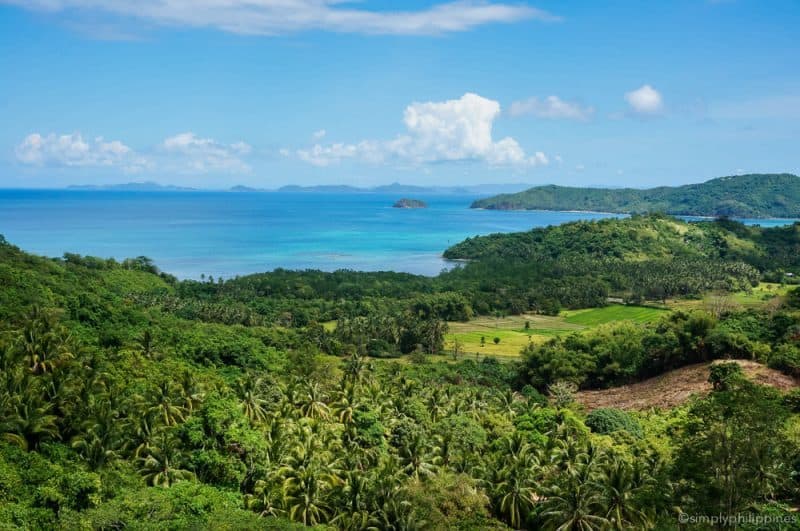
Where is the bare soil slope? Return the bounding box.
[577,360,797,411]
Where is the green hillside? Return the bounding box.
[470,173,800,218]
[2,224,800,528]
[443,214,760,261]
[442,214,800,307]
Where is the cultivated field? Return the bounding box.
[446,304,668,358]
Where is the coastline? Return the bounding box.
[474,206,799,221]
[475,207,626,216]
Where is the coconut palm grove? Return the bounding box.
[3,0,800,528]
[2,212,800,529]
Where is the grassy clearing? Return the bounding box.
[446,304,670,359]
[667,283,791,312]
[562,305,668,326]
[446,313,584,358]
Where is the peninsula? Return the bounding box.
[470,173,800,218]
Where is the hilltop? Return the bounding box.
[443,214,766,262]
[470,173,800,218]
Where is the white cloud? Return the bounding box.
[312,129,327,140]
[161,132,252,173]
[509,96,593,120]
[15,130,253,175]
[15,132,146,172]
[625,84,663,114]
[291,93,547,168]
[297,141,381,167]
[5,0,555,36]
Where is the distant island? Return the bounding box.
[470,173,800,218]
[393,198,428,209]
[67,181,198,192]
[228,185,267,192]
[63,181,537,195]
[275,182,533,195]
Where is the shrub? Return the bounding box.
[782,389,800,413]
[585,408,643,438]
[786,287,800,309]
[768,345,800,377]
[708,362,744,391]
[367,338,399,358]
[520,385,549,407]
[547,380,578,409]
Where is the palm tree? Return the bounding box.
[237,374,270,424]
[598,459,653,530]
[71,400,126,469]
[3,399,60,450]
[425,387,450,423]
[497,466,539,529]
[487,433,542,528]
[15,307,74,375]
[281,462,337,526]
[330,469,374,529]
[178,369,204,413]
[138,430,195,487]
[297,381,330,420]
[539,442,609,531]
[332,382,360,426]
[342,352,371,385]
[494,388,522,417]
[0,372,60,451]
[136,329,157,359]
[146,380,188,427]
[539,482,608,531]
[398,432,439,480]
[246,478,285,518]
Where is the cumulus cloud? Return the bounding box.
[625,84,663,114]
[15,131,254,175]
[509,96,593,120]
[15,132,146,172]
[162,132,252,173]
[4,0,555,36]
[312,129,327,140]
[292,93,547,168]
[297,141,382,167]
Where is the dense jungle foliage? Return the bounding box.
[1,213,800,529]
[470,173,800,218]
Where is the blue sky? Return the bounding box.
[1,0,798,188]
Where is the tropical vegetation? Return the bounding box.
[1,213,800,529]
[470,173,800,218]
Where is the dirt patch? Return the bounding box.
[576,360,798,411]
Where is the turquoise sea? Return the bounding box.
[0,190,795,279]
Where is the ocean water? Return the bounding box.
[0,190,795,279]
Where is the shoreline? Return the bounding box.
[474,206,799,221]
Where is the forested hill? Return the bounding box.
[2,222,800,528]
[470,173,800,218]
[444,214,800,276]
